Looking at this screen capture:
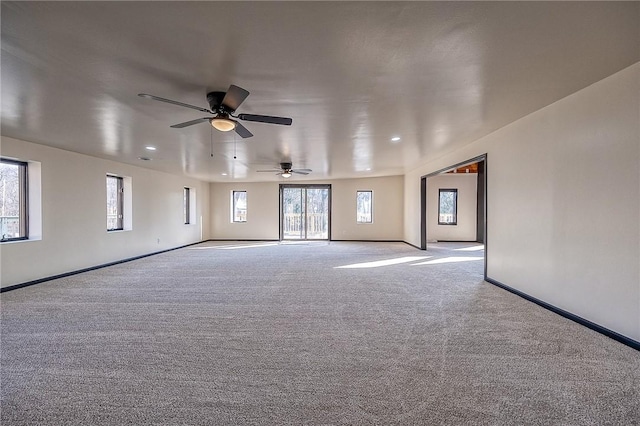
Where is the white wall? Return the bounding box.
[404,63,640,341]
[0,137,210,288]
[210,182,280,240]
[330,175,404,240]
[426,174,477,242]
[210,175,404,241]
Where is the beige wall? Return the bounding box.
[330,175,404,241]
[404,63,640,341]
[426,174,477,242]
[210,182,280,240]
[0,137,210,288]
[210,175,404,241]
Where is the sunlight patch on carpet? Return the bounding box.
[335,256,430,269]
[412,256,483,265]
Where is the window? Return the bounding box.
[106,175,124,231]
[184,187,191,224]
[438,189,458,225]
[232,191,247,222]
[0,159,28,241]
[356,190,373,223]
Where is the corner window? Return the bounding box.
[0,159,28,241]
[184,187,191,224]
[106,175,124,231]
[356,190,373,223]
[232,191,247,222]
[438,189,457,225]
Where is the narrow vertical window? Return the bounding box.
[106,175,124,231]
[183,187,191,224]
[0,159,28,241]
[232,191,247,222]
[438,189,458,225]
[356,190,373,223]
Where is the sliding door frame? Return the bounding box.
[279,184,332,241]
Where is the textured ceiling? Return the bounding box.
[2,2,638,182]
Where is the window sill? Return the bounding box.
[1,237,42,244]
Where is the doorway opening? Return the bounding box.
[420,154,487,277]
[280,184,331,240]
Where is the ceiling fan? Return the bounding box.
[257,162,312,178]
[138,85,292,138]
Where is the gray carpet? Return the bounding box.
[1,241,639,425]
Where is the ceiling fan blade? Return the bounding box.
[292,169,312,173]
[221,85,250,112]
[256,169,282,173]
[170,118,211,128]
[238,114,293,126]
[234,121,253,138]
[138,93,211,113]
[291,170,310,175]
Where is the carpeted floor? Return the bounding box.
[1,241,639,425]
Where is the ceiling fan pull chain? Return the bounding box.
[210,127,214,158]
[233,133,237,160]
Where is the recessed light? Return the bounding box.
[145,146,156,151]
[391,136,401,142]
[137,157,152,161]
[365,168,371,171]
[221,173,228,176]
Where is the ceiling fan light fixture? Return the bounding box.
[281,172,292,178]
[210,117,237,132]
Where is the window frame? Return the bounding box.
[356,190,373,224]
[184,187,191,225]
[0,158,28,242]
[232,190,247,223]
[438,188,458,225]
[106,175,124,231]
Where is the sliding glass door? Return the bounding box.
[281,185,330,240]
